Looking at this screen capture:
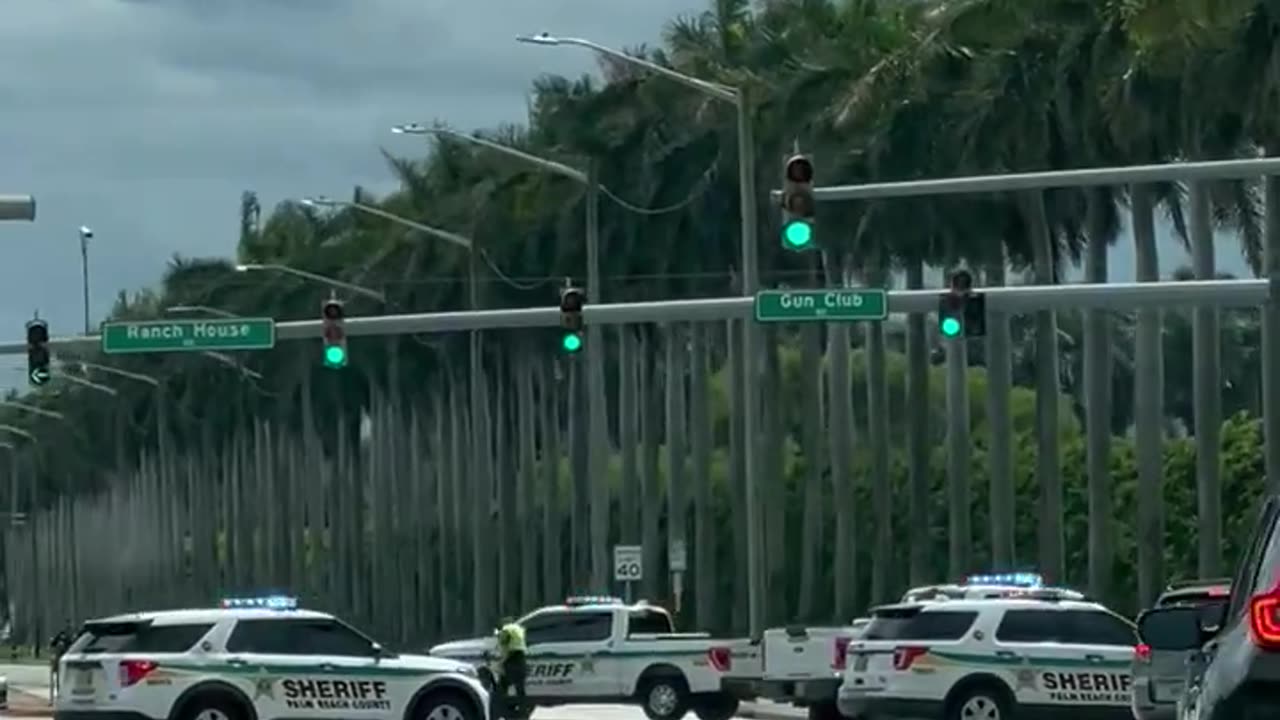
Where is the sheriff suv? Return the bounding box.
[54,596,488,720]
[1145,495,1280,719]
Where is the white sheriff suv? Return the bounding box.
[429,596,744,720]
[53,596,489,720]
[838,589,1138,720]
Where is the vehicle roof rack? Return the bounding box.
[1165,578,1232,590]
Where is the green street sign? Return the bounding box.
[754,289,888,323]
[101,318,276,354]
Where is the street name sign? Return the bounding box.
[613,545,643,582]
[754,289,888,322]
[101,318,276,354]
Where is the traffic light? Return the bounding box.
[780,154,816,251]
[937,269,986,338]
[25,319,49,386]
[321,299,348,368]
[559,287,585,354]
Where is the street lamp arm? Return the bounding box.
[202,351,265,381]
[57,372,118,396]
[399,125,587,183]
[518,34,738,103]
[166,305,239,319]
[0,401,64,420]
[236,263,388,303]
[0,425,35,441]
[352,203,474,250]
[74,361,160,387]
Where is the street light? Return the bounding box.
[300,197,472,250]
[234,263,388,303]
[79,226,94,334]
[0,401,64,421]
[0,195,35,221]
[518,31,764,636]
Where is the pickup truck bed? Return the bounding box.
[720,624,864,719]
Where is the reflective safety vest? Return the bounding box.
[497,622,526,658]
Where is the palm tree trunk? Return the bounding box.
[905,259,931,584]
[689,323,715,628]
[568,361,589,588]
[829,304,856,617]
[866,263,892,604]
[518,353,538,611]
[1083,188,1114,602]
[1189,180,1223,577]
[1024,189,1064,583]
[984,255,1015,569]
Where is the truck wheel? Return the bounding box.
[945,684,1012,720]
[640,675,690,720]
[694,694,740,720]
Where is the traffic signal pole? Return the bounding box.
[2,279,1264,356]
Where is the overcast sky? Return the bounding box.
[0,0,1254,391]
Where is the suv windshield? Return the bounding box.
[862,606,978,641]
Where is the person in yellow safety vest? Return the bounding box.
[494,617,528,715]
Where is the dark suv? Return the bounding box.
[1138,496,1280,719]
[1132,579,1231,720]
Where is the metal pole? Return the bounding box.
[771,156,1280,202]
[235,264,388,303]
[2,280,1268,354]
[0,196,35,221]
[80,233,90,335]
[735,89,764,638]
[586,160,609,588]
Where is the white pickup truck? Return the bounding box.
[429,595,747,720]
[720,621,868,720]
[721,574,1073,719]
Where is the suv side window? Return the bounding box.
[995,610,1061,642]
[1061,610,1136,646]
[1226,501,1280,622]
[226,619,374,656]
[296,621,377,657]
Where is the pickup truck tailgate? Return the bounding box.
[762,626,855,679]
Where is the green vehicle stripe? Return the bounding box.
[931,651,1129,670]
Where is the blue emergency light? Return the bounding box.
[220,595,298,610]
[965,572,1043,588]
[565,595,623,606]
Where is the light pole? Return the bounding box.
[234,263,389,304]
[517,31,763,634]
[300,197,473,250]
[161,308,266,380]
[79,227,94,335]
[391,121,612,586]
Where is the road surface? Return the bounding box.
[0,663,803,720]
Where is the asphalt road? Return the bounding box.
[0,663,803,720]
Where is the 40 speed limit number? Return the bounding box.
[613,545,643,582]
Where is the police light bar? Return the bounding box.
[965,573,1043,588]
[565,595,623,606]
[220,595,298,610]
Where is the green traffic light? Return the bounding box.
[940,317,962,337]
[782,220,814,250]
[561,332,583,353]
[324,344,348,367]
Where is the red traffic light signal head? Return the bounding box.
[322,300,345,321]
[25,320,47,345]
[785,155,814,184]
[560,287,585,312]
[785,191,815,217]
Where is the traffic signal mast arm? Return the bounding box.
[0,279,1264,355]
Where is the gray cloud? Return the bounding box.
[0,0,706,390]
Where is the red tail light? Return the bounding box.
[708,647,732,672]
[1250,587,1280,649]
[832,636,851,670]
[892,646,929,671]
[1134,643,1152,663]
[120,659,158,687]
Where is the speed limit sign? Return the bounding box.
[613,545,643,582]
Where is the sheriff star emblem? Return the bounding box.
[252,668,275,700]
[579,657,596,674]
[1014,669,1036,691]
